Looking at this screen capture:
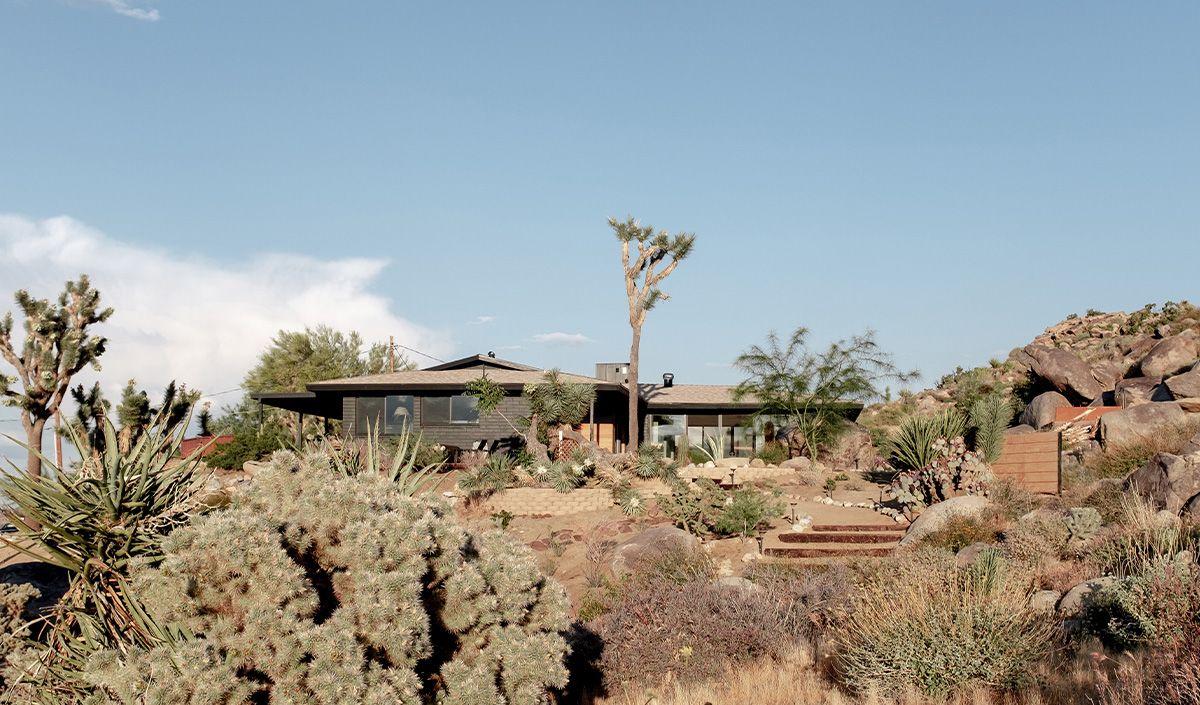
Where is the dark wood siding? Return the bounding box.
[342,397,356,436]
[418,396,529,449]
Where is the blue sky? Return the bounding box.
[2,1,1199,452]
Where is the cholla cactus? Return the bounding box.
[84,453,570,704]
[889,437,993,511]
[1063,507,1102,543]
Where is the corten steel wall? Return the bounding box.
[991,432,1061,494]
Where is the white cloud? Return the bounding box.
[74,0,161,21]
[0,214,454,415]
[468,316,495,325]
[532,332,595,347]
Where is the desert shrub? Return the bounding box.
[83,454,570,704]
[657,479,725,535]
[712,488,786,538]
[456,453,517,499]
[839,565,1057,698]
[889,436,993,511]
[204,428,288,469]
[742,562,856,636]
[1001,511,1071,564]
[1086,420,1200,480]
[988,476,1041,520]
[1079,480,1128,523]
[0,582,39,690]
[0,417,206,703]
[1065,507,1103,544]
[752,441,788,465]
[919,512,1005,553]
[1087,553,1200,651]
[589,549,808,688]
[887,409,967,472]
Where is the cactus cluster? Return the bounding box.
[889,437,993,511]
[1063,507,1102,543]
[83,452,570,704]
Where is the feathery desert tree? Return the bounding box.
[611,216,694,451]
[0,275,113,478]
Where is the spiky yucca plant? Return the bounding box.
[0,416,206,703]
[969,394,1011,463]
[83,453,571,704]
[318,420,438,494]
[887,409,967,472]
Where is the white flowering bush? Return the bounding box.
[83,452,570,704]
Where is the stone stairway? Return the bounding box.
[762,524,906,560]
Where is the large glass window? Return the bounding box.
[356,396,415,435]
[424,395,479,424]
[649,414,686,459]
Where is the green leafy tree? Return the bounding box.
[215,324,405,438]
[733,327,918,460]
[611,216,695,450]
[0,275,113,478]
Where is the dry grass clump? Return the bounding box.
[838,551,1058,700]
[1083,419,1200,481]
[918,511,1006,553]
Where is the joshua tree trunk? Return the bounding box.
[21,415,47,479]
[627,326,641,451]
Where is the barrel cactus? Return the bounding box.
[84,451,570,704]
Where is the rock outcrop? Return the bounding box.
[1114,376,1172,406]
[1019,391,1071,430]
[899,495,993,547]
[1097,402,1186,447]
[1023,344,1103,402]
[1125,451,1200,516]
[1166,368,1200,399]
[1140,335,1198,378]
[610,526,698,576]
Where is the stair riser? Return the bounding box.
[779,533,901,544]
[765,547,894,558]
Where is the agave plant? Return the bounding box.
[0,414,206,702]
[887,409,968,472]
[693,433,727,464]
[317,420,439,496]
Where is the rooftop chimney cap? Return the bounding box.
[487,351,496,358]
[662,373,674,388]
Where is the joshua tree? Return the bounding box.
[610,216,694,451]
[0,275,112,479]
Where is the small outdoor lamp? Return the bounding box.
[728,470,736,486]
[789,502,798,523]
[755,524,767,554]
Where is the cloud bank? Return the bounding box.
[77,0,161,21]
[0,214,453,412]
[532,332,595,347]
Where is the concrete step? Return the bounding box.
[778,531,901,544]
[763,545,895,558]
[810,524,906,533]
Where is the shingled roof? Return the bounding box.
[308,368,623,392]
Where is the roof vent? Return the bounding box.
[663,373,674,388]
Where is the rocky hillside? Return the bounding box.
[860,301,1200,443]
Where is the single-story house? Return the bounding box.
[251,353,862,459]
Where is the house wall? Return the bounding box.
[344,394,530,450]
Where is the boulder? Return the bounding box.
[748,458,766,468]
[1058,576,1120,617]
[1114,376,1173,407]
[709,576,758,597]
[716,457,748,468]
[780,457,812,471]
[1182,494,1200,524]
[610,526,698,576]
[955,542,1000,569]
[899,495,993,547]
[1019,391,1072,430]
[1029,590,1061,614]
[1177,398,1200,413]
[1140,336,1198,378]
[1165,369,1200,400]
[1023,344,1103,403]
[1006,424,1037,436]
[1179,430,1200,456]
[1097,402,1186,448]
[1124,452,1200,515]
[1090,360,1127,392]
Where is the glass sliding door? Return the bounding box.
[649,415,686,459]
